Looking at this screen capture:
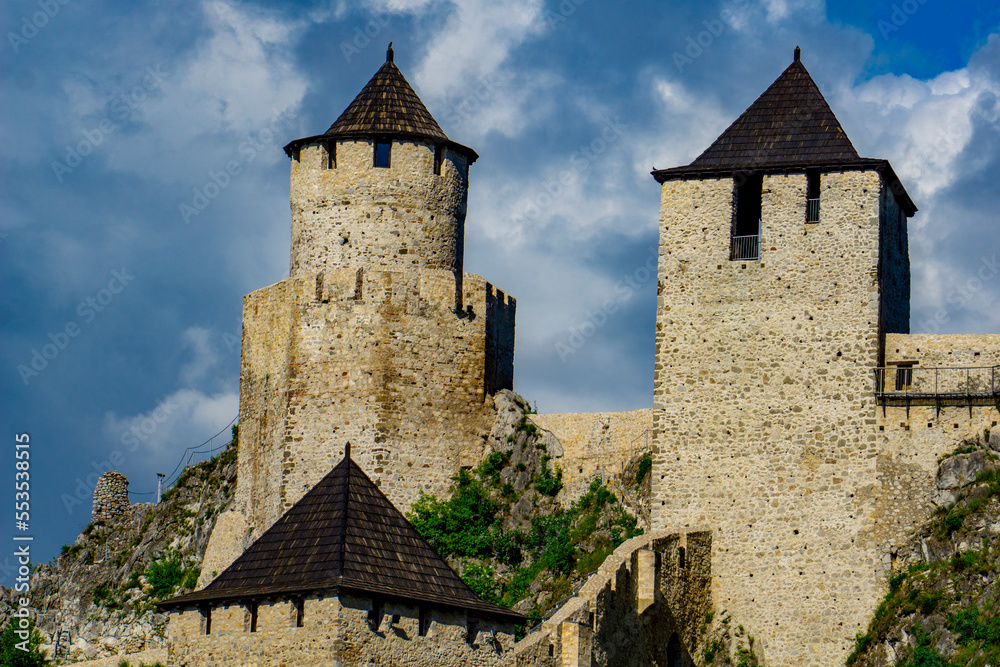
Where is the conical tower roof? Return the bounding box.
[652,47,915,214]
[158,445,523,623]
[284,44,477,162]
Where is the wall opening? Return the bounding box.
[374,141,391,168]
[434,144,444,175]
[202,607,212,635]
[324,140,336,169]
[249,602,258,633]
[466,618,478,645]
[367,599,383,632]
[294,598,304,628]
[732,172,762,260]
[419,608,430,636]
[667,633,682,667]
[678,546,686,569]
[806,170,820,223]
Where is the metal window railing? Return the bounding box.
[806,198,820,223]
[873,366,1000,399]
[730,234,760,261]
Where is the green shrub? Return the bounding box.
[0,616,48,666]
[534,457,563,496]
[636,455,653,485]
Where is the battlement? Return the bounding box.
[236,267,515,534]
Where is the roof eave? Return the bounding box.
[156,583,525,624]
[650,159,916,216]
[282,133,479,164]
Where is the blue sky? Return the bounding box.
[2,0,1000,574]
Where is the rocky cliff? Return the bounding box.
[849,430,1000,667]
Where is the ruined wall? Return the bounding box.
[236,267,512,536]
[92,471,130,522]
[529,410,653,499]
[513,528,712,667]
[166,593,514,667]
[290,139,469,279]
[651,171,888,667]
[875,334,1000,555]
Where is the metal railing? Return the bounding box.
[806,198,820,223]
[730,234,760,261]
[873,366,1000,401]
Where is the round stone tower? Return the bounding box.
[283,43,478,281]
[92,470,130,522]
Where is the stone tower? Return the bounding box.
[235,45,515,536]
[649,49,918,666]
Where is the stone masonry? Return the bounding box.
[92,471,130,522]
[225,54,516,559]
[167,593,515,667]
[651,170,913,665]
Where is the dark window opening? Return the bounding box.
[418,608,430,636]
[391,614,401,625]
[549,643,554,657]
[292,148,300,163]
[325,140,336,169]
[374,141,391,168]
[667,633,682,667]
[678,546,686,569]
[203,608,212,635]
[895,365,914,391]
[466,618,478,645]
[249,602,258,633]
[367,600,383,632]
[731,172,762,260]
[433,145,445,175]
[294,598,304,627]
[806,170,820,223]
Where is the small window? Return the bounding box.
[202,607,212,635]
[367,600,383,632]
[731,172,762,260]
[294,598,304,628]
[678,546,686,569]
[325,140,336,169]
[465,618,478,645]
[374,141,391,168]
[418,608,430,636]
[249,602,258,632]
[806,170,820,223]
[895,366,913,391]
[433,145,444,175]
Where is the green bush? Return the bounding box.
[636,455,653,485]
[0,617,47,666]
[534,457,563,496]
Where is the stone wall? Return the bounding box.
[875,334,1000,558]
[235,267,513,537]
[650,171,890,666]
[290,139,469,279]
[166,593,514,667]
[92,471,130,522]
[529,410,652,499]
[512,528,712,667]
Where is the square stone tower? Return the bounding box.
[649,48,918,666]
[235,45,515,535]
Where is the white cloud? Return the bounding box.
[179,326,222,386]
[102,387,238,456]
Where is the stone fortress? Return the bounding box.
[180,45,1000,667]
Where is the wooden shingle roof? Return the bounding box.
[652,48,916,215]
[284,44,477,162]
[158,446,523,623]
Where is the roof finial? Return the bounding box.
[794,46,801,62]
[345,442,352,460]
[387,42,394,63]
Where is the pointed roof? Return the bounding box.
[157,446,523,623]
[652,47,915,215]
[284,44,477,162]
